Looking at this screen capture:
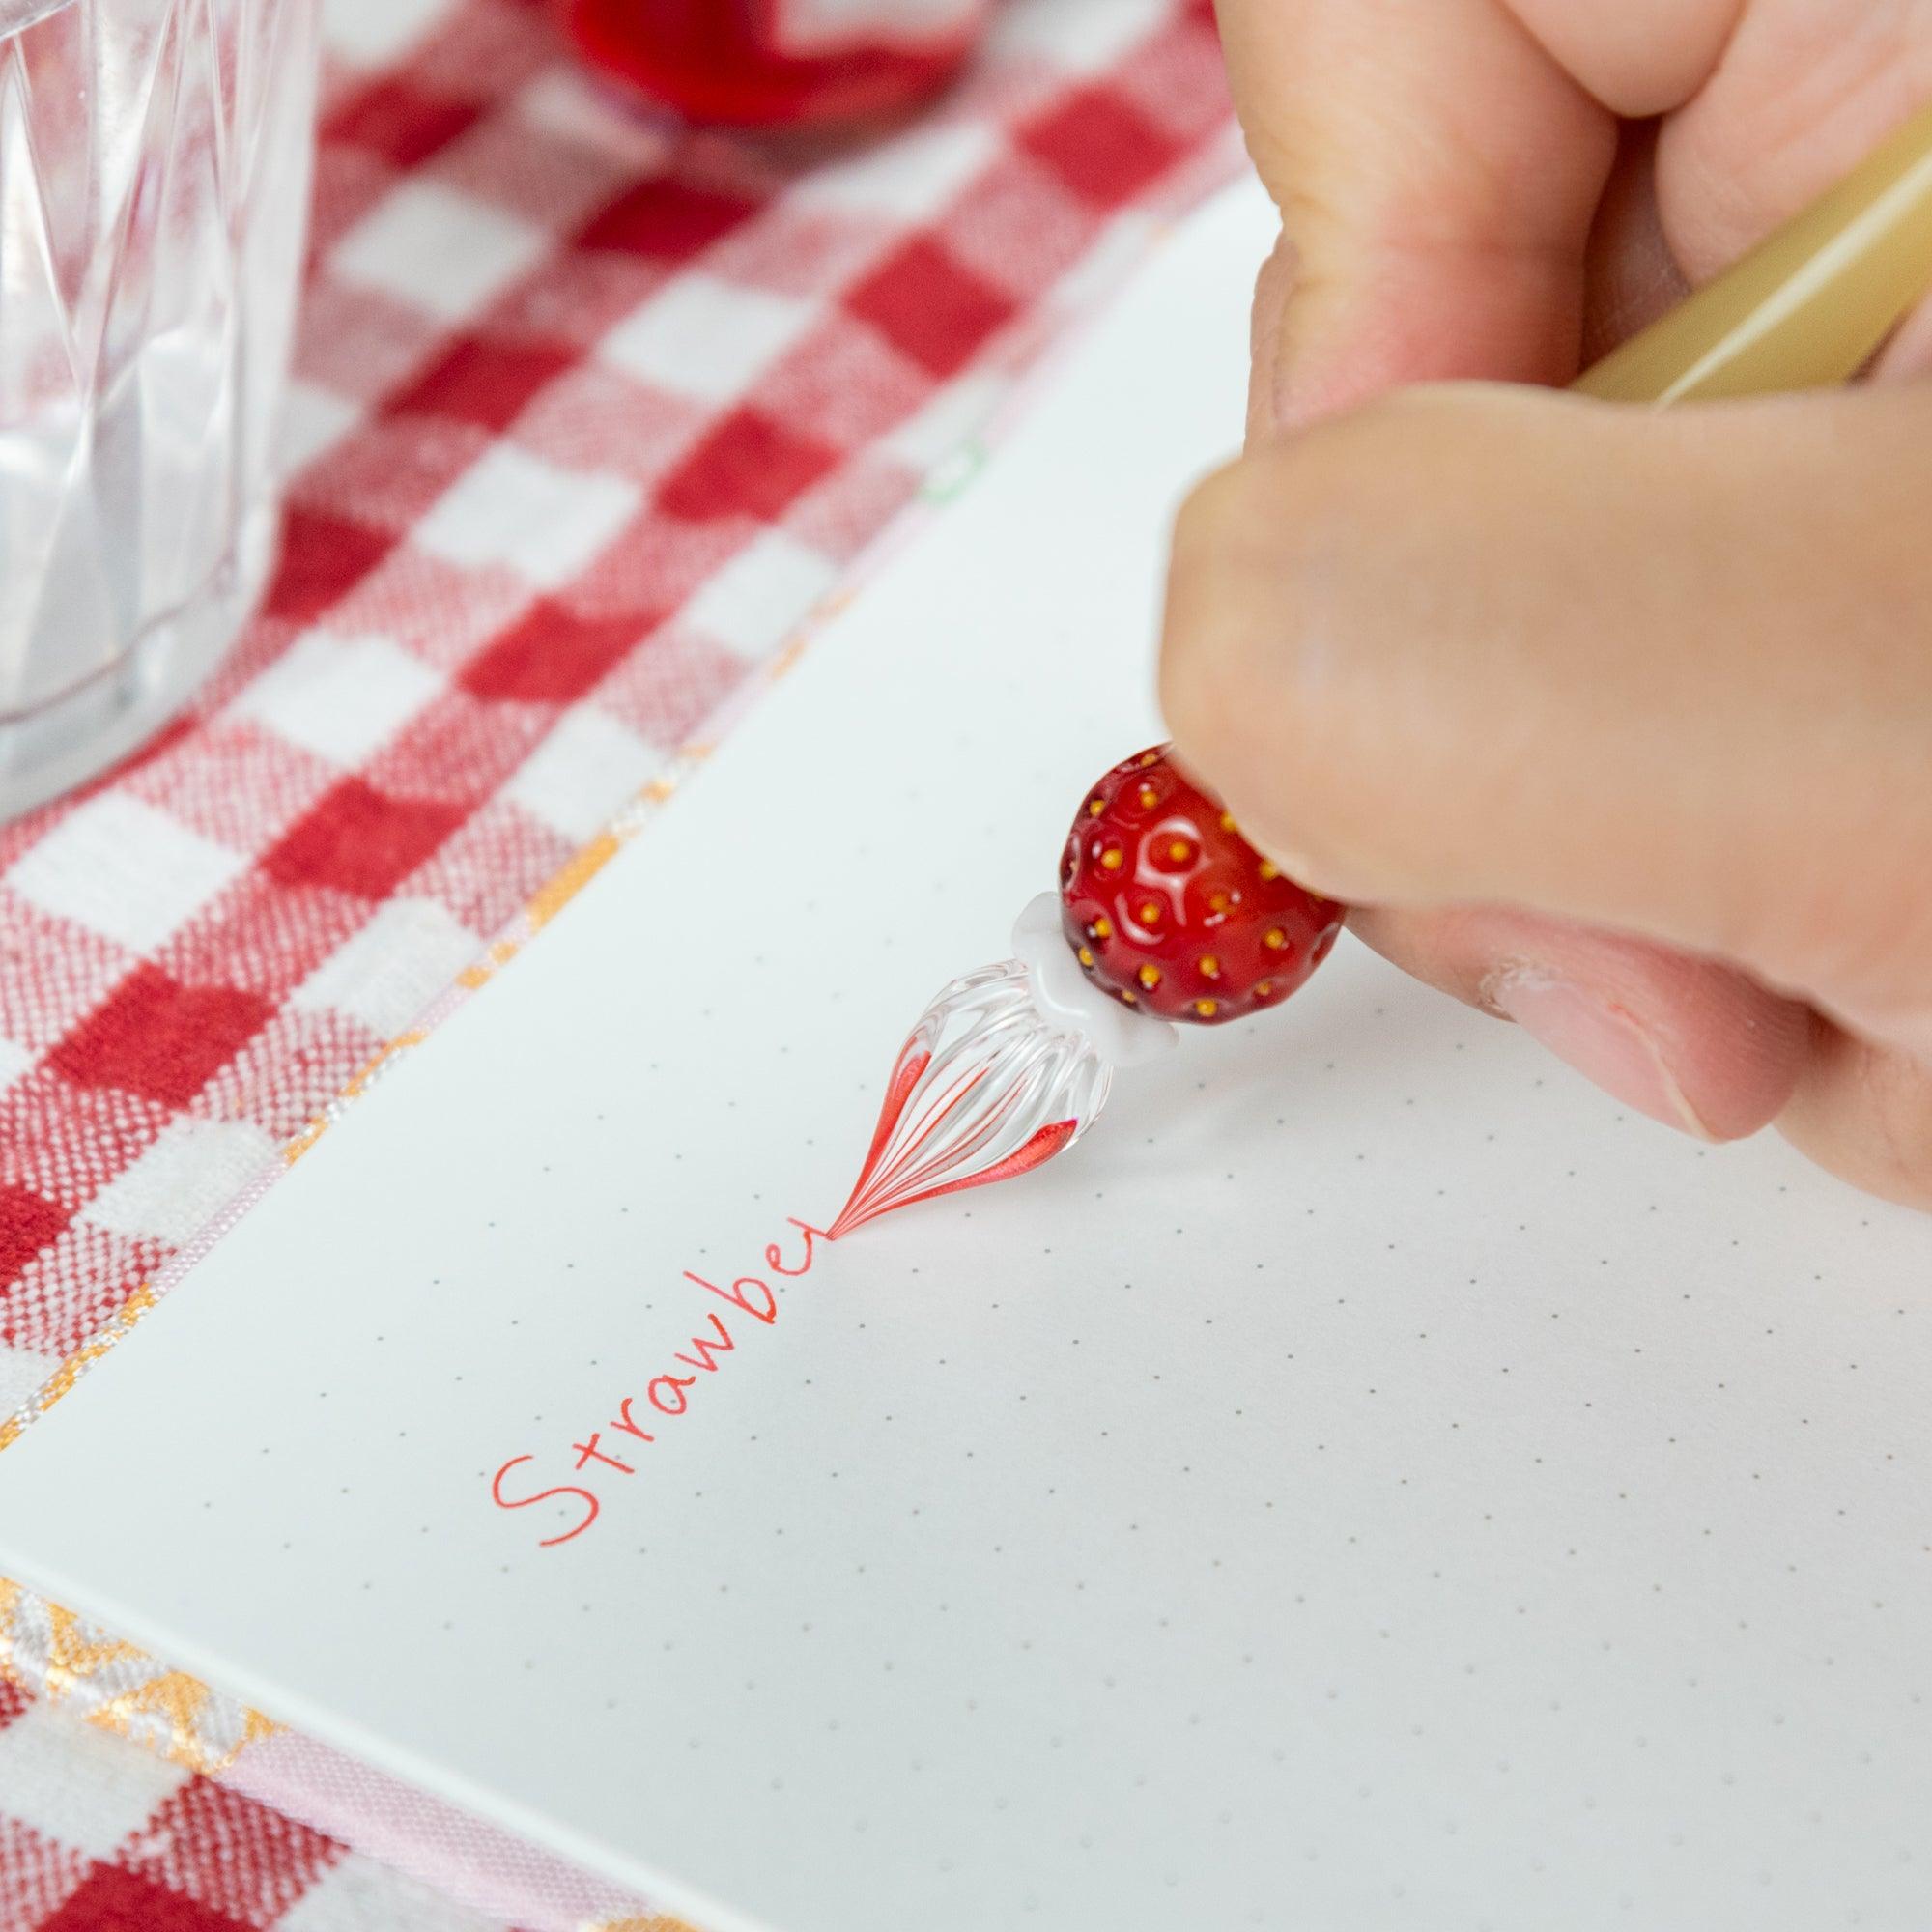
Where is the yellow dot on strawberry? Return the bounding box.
[1060,745,1346,1029]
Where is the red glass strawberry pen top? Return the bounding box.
[827,744,1347,1239]
[1061,747,1343,1024]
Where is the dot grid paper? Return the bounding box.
[0,0,1237,1922]
[3,170,1931,1932]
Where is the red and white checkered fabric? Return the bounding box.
[0,1683,521,1931]
[0,0,1237,1922]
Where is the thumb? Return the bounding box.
[1160,380,1932,1061]
[1215,0,1613,427]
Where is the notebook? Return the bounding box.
[3,180,1931,1932]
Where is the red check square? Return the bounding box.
[40,1864,250,1932]
[845,235,1019,378]
[577,179,762,260]
[384,332,582,431]
[657,408,841,523]
[1019,85,1183,205]
[263,779,468,899]
[323,77,482,169]
[263,509,396,627]
[0,1184,69,1294]
[461,599,656,705]
[123,1780,339,1929]
[48,968,275,1111]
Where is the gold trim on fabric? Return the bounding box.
[0,1579,277,1772]
[0,1281,156,1453]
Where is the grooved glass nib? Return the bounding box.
[827,960,1108,1239]
[828,895,1176,1239]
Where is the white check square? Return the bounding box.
[330,180,548,322]
[234,629,441,767]
[279,1852,507,1932]
[0,1032,32,1090]
[679,529,838,661]
[505,705,662,843]
[0,1341,57,1419]
[84,1116,280,1248]
[7,794,244,953]
[289,897,482,1039]
[791,118,997,218]
[323,0,458,67]
[984,0,1169,71]
[516,71,674,168]
[414,445,639,587]
[882,367,1002,472]
[602,273,820,403]
[277,379,362,477]
[0,1702,190,1860]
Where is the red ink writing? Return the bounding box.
[646,1372,695,1416]
[765,1219,822,1277]
[687,1271,778,1324]
[573,1434,635,1474]
[611,1397,656,1443]
[673,1311,738,1374]
[491,1456,600,1548]
[490,1217,828,1548]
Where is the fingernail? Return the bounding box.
[1490,969,1714,1138]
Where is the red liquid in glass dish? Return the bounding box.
[560,0,987,128]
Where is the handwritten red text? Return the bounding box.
[490,1218,825,1548]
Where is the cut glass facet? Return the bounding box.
[0,0,320,816]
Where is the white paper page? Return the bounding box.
[4,181,1932,1932]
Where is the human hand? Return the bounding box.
[1160,0,1932,1206]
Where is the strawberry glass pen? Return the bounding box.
[827,101,1932,1239]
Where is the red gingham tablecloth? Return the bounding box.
[0,0,1236,1923]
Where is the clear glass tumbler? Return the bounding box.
[0,0,320,819]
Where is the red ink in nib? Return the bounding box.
[831,1110,1079,1239]
[827,963,1108,1238]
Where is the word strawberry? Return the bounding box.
[1059,745,1343,1024]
